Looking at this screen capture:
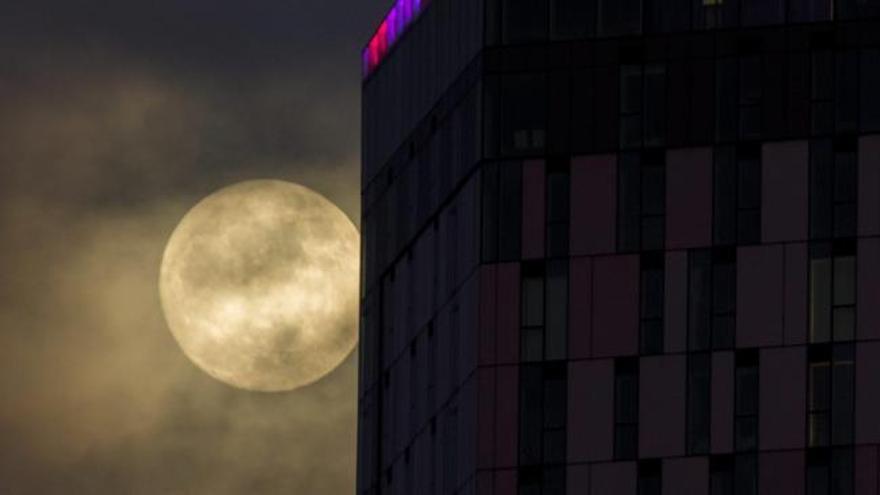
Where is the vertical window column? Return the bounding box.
[519,363,568,494]
[481,162,523,263]
[810,139,858,241]
[687,352,712,455]
[809,241,856,344]
[546,160,570,259]
[734,350,759,452]
[713,145,762,246]
[808,344,855,448]
[638,459,662,495]
[640,252,665,354]
[688,248,737,352]
[618,151,667,252]
[621,64,668,149]
[614,358,640,460]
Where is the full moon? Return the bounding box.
[159,180,360,392]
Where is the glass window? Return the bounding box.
[621,65,644,149]
[836,52,859,133]
[638,459,662,495]
[831,345,854,446]
[695,0,740,29]
[550,0,595,39]
[641,252,665,355]
[807,449,831,495]
[689,249,736,351]
[687,353,712,455]
[618,153,643,252]
[711,456,735,495]
[498,163,523,262]
[502,0,548,43]
[645,0,690,32]
[734,454,758,495]
[862,49,880,132]
[734,351,759,452]
[717,59,739,142]
[571,69,596,154]
[714,146,762,245]
[739,56,763,139]
[615,358,640,460]
[807,447,855,495]
[741,0,784,25]
[543,363,567,463]
[644,65,667,147]
[810,241,856,344]
[808,344,855,448]
[598,0,642,36]
[811,51,834,135]
[522,263,546,362]
[545,261,569,361]
[502,74,547,156]
[546,161,570,258]
[789,0,832,21]
[641,157,667,251]
[520,366,544,464]
[482,163,501,263]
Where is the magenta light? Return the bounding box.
[362,0,430,78]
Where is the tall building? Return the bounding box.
[358,1,880,494]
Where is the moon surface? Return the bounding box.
[159,180,360,392]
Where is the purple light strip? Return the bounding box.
[363,0,428,78]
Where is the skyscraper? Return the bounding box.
[359,1,880,494]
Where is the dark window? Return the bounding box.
[713,145,762,246]
[741,0,784,25]
[598,0,641,36]
[645,0,690,32]
[689,249,737,351]
[571,69,596,154]
[522,261,569,362]
[734,454,758,495]
[809,241,856,344]
[695,0,740,29]
[836,52,859,133]
[808,344,855,448]
[618,152,667,252]
[502,0,548,43]
[734,351,759,452]
[502,74,547,155]
[522,262,546,362]
[739,56,763,139]
[807,448,854,495]
[711,456,734,495]
[789,0,833,21]
[863,49,880,132]
[546,161,570,258]
[482,162,522,263]
[811,51,834,135]
[638,459,662,495]
[550,0,595,39]
[640,252,665,355]
[621,65,667,149]
[717,58,739,142]
[545,260,569,361]
[615,358,640,460]
[519,363,568,482]
[810,139,857,240]
[687,353,712,455]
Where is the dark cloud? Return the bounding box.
[0,0,389,492]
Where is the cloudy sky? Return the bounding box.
[0,0,387,492]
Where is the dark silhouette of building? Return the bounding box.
[358,1,880,494]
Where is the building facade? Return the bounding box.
[358,1,880,494]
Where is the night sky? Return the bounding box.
[0,0,387,492]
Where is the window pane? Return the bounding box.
[544,466,566,495]
[638,460,662,495]
[833,307,855,342]
[810,141,834,239]
[836,52,859,132]
[618,154,642,251]
[741,0,784,25]
[832,255,855,306]
[711,457,735,495]
[790,0,833,21]
[641,264,665,319]
[519,366,544,464]
[499,163,523,261]
[734,455,758,495]
[481,164,500,262]
[689,251,713,350]
[598,0,642,36]
[545,261,569,360]
[714,147,738,244]
[615,424,638,459]
[502,75,547,155]
[713,315,736,350]
[695,0,740,29]
[832,349,854,446]
[735,366,758,415]
[862,49,880,132]
[523,327,544,362]
[523,276,545,327]
[810,257,832,343]
[807,455,830,495]
[550,0,595,39]
[644,65,667,146]
[717,59,739,142]
[503,0,548,43]
[688,353,712,454]
[831,449,853,495]
[735,417,758,452]
[713,261,736,314]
